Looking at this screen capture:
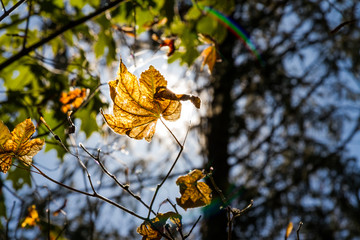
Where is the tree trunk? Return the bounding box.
[201,34,236,239]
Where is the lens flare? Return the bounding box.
[200,6,265,66]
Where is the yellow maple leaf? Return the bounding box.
[101,60,200,142]
[0,119,45,173]
[176,169,212,210]
[21,205,39,228]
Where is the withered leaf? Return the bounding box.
[21,205,39,228]
[200,45,217,74]
[0,119,44,173]
[136,212,181,240]
[101,60,200,142]
[176,169,212,210]
[160,38,175,56]
[152,34,176,56]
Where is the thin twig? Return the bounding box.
[0,0,127,70]
[0,0,6,12]
[79,143,156,215]
[208,169,227,205]
[227,200,253,240]
[22,0,32,49]
[330,19,356,34]
[69,136,97,194]
[227,208,232,240]
[296,221,303,240]
[184,215,201,239]
[30,164,146,220]
[147,119,185,219]
[0,0,27,23]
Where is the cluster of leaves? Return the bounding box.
[59,87,88,113]
[21,205,39,228]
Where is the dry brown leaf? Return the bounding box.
[136,212,181,240]
[101,60,200,142]
[159,38,175,56]
[176,169,212,210]
[59,88,88,113]
[21,205,39,228]
[0,119,44,173]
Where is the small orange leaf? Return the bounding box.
[101,60,200,142]
[59,88,88,113]
[21,205,39,228]
[159,38,175,56]
[285,222,294,239]
[200,45,217,74]
[176,169,212,210]
[0,119,44,173]
[152,34,176,56]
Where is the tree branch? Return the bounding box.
[0,0,27,23]
[0,0,126,70]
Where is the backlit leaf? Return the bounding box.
[285,221,293,239]
[200,45,217,74]
[101,60,200,142]
[0,119,45,173]
[176,169,212,210]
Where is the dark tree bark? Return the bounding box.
[201,33,237,239]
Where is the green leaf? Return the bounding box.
[94,32,106,59]
[53,0,64,8]
[69,0,86,9]
[185,6,202,20]
[76,101,99,138]
[196,16,217,36]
